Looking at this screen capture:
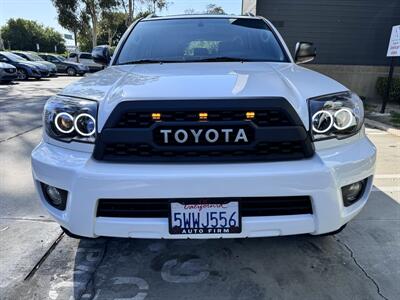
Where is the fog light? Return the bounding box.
[342,180,365,207]
[41,183,68,210]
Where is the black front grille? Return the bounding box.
[117,109,291,128]
[93,99,314,163]
[102,141,306,161]
[97,196,313,218]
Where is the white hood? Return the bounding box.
[60,62,348,130]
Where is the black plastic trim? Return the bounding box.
[94,98,314,163]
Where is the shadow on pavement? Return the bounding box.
[67,189,399,300]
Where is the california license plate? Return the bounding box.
[169,200,241,235]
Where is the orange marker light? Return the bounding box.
[199,112,208,120]
[246,111,255,119]
[152,113,161,120]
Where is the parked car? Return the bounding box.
[39,53,89,76]
[12,51,57,76]
[32,15,376,240]
[67,52,103,72]
[0,51,42,80]
[0,62,18,83]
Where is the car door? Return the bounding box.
[48,56,65,72]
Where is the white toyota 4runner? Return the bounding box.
[31,15,376,239]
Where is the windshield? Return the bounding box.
[28,53,45,61]
[1,52,27,62]
[116,18,288,64]
[56,55,66,61]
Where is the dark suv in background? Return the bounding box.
[39,53,89,76]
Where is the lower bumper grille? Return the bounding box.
[97,196,313,218]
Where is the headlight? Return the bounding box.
[44,96,97,143]
[309,92,364,141]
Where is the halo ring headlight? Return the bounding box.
[74,113,96,136]
[312,110,334,134]
[333,108,354,130]
[54,112,74,134]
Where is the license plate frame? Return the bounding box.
[169,199,242,235]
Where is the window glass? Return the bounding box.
[117,18,288,64]
[80,53,92,59]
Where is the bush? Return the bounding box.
[376,76,400,103]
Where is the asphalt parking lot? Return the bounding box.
[0,76,399,300]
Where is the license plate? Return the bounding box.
[169,201,241,235]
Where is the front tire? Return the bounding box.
[66,67,77,76]
[17,69,28,80]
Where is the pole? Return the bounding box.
[380,57,396,113]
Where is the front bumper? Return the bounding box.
[0,73,18,81]
[39,70,50,77]
[31,134,376,239]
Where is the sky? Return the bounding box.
[0,0,243,35]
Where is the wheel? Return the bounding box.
[66,67,77,76]
[17,69,28,80]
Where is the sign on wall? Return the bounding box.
[387,25,400,57]
[242,0,257,15]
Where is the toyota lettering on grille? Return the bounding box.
[154,126,253,146]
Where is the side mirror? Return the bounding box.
[92,45,111,65]
[294,42,316,64]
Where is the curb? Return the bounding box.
[365,118,400,137]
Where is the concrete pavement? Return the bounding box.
[0,77,399,300]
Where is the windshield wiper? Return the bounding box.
[187,57,249,63]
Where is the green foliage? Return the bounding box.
[98,11,127,46]
[1,18,66,53]
[205,4,225,15]
[390,112,400,126]
[376,77,400,103]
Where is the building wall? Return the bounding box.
[254,0,400,66]
[306,64,400,100]
[242,0,400,101]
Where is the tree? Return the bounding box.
[99,11,127,46]
[205,4,225,15]
[52,0,118,49]
[52,0,80,48]
[1,18,66,52]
